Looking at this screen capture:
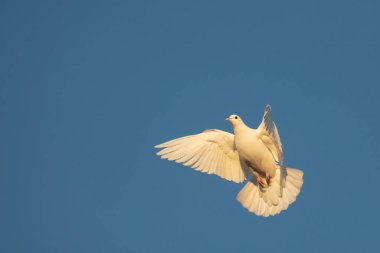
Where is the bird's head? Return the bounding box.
[226,114,244,128]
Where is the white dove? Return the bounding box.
[155,105,303,217]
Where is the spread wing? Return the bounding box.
[155,129,247,183]
[258,105,283,165]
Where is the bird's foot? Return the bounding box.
[258,177,269,189]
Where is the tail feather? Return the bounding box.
[236,167,303,217]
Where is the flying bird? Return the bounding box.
[155,105,303,217]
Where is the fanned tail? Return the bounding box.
[236,167,303,217]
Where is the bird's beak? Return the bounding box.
[226,117,230,121]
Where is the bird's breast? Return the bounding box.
[234,130,276,176]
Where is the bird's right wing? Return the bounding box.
[155,129,248,183]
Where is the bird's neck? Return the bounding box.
[233,122,250,134]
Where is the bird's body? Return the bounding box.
[234,126,277,177]
[155,105,304,217]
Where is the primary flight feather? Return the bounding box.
[155,105,304,217]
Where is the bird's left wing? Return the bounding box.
[257,105,284,165]
[155,129,247,183]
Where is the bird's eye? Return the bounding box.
[235,116,238,119]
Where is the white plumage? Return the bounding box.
[155,105,303,217]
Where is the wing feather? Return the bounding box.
[155,129,247,183]
[258,105,284,165]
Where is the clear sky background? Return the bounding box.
[1,0,379,252]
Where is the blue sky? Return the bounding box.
[1,0,379,252]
